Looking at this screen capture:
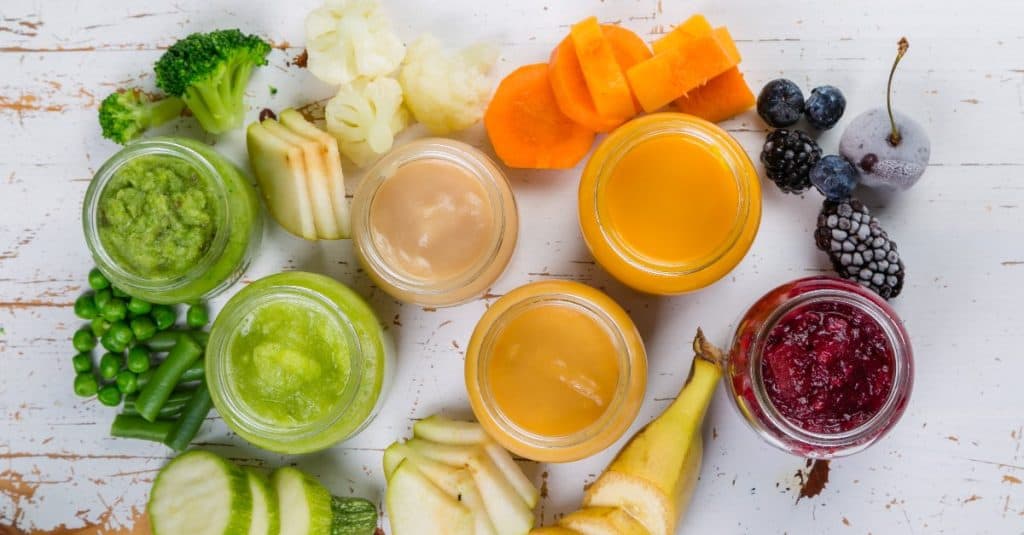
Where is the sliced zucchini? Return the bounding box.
[245,468,280,535]
[148,450,253,535]
[330,496,377,535]
[272,466,333,535]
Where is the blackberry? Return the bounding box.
[815,198,905,299]
[760,129,821,194]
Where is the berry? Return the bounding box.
[839,108,929,191]
[815,198,905,299]
[804,85,846,130]
[757,79,804,127]
[760,129,822,194]
[810,155,859,200]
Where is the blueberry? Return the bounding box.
[804,85,846,130]
[810,155,859,200]
[757,79,804,128]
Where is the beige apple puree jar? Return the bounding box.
[352,139,519,307]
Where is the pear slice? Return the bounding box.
[247,120,318,240]
[530,528,581,535]
[558,507,648,535]
[483,442,539,508]
[413,415,490,446]
[279,109,351,238]
[387,460,474,535]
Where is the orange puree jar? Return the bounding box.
[579,113,761,294]
[466,280,646,462]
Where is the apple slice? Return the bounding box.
[279,109,351,238]
[484,442,539,509]
[559,507,647,535]
[387,460,474,535]
[247,120,318,240]
[413,415,490,446]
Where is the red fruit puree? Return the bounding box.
[762,300,894,434]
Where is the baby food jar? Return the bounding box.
[466,280,647,462]
[579,113,761,295]
[82,138,261,304]
[726,277,913,458]
[351,138,518,307]
[206,272,393,454]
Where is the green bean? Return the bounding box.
[130,316,157,342]
[99,352,123,380]
[72,328,97,352]
[74,373,99,397]
[126,346,151,373]
[135,359,204,390]
[136,369,155,389]
[110,414,173,443]
[88,268,110,291]
[97,384,122,407]
[151,305,176,331]
[164,381,212,451]
[134,333,202,422]
[74,293,98,320]
[145,330,209,351]
[123,387,194,418]
[72,353,93,374]
[116,370,139,394]
[186,304,209,328]
[127,297,152,315]
[94,288,112,310]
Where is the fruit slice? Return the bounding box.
[278,109,351,238]
[245,469,280,535]
[271,466,333,535]
[652,14,712,53]
[148,450,253,535]
[483,442,539,508]
[484,63,596,169]
[674,67,755,123]
[246,120,318,240]
[559,507,648,535]
[626,27,742,112]
[570,17,635,121]
[530,528,580,535]
[387,460,475,535]
[413,415,490,445]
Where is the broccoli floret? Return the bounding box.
[154,29,271,134]
[98,89,185,145]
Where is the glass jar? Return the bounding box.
[351,138,518,307]
[726,276,913,458]
[579,113,761,295]
[206,272,393,454]
[82,137,261,303]
[466,280,647,462]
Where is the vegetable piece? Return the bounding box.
[73,328,97,352]
[325,77,410,168]
[399,34,498,134]
[137,359,204,391]
[652,14,713,54]
[110,415,175,442]
[131,316,157,341]
[246,469,281,535]
[673,67,755,123]
[88,268,110,290]
[127,346,151,373]
[154,29,272,134]
[278,109,351,238]
[94,289,113,310]
[74,373,99,397]
[145,330,209,352]
[605,25,654,111]
[148,450,253,535]
[570,17,636,121]
[484,63,596,169]
[99,352,124,380]
[329,496,377,535]
[124,388,194,418]
[98,89,186,145]
[91,318,111,337]
[164,381,213,451]
[151,305,176,330]
[127,297,153,316]
[102,321,134,352]
[272,466,333,535]
[305,0,405,85]
[134,333,203,422]
[116,370,139,395]
[186,304,209,328]
[75,293,99,320]
[101,298,128,322]
[98,384,123,407]
[247,118,318,240]
[72,353,93,374]
[111,287,129,299]
[626,27,742,112]
[386,460,474,535]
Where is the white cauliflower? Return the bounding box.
[305,0,406,85]
[399,35,499,134]
[325,77,410,168]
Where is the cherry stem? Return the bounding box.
[887,37,909,146]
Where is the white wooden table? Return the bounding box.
[2,0,1022,533]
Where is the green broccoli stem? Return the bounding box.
[183,59,256,134]
[145,96,186,128]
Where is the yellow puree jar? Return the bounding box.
[579,113,761,294]
[466,280,647,462]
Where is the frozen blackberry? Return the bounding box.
[757,79,805,127]
[815,198,905,299]
[760,129,822,194]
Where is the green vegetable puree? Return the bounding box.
[98,154,221,280]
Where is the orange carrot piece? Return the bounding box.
[571,17,636,121]
[626,27,742,113]
[652,14,713,54]
[485,63,596,169]
[674,67,755,123]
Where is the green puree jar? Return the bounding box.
[83,137,261,303]
[206,272,393,454]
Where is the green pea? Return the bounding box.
[74,293,99,320]
[74,373,99,397]
[94,288,112,310]
[151,305,176,331]
[101,298,127,322]
[126,346,151,373]
[101,322,132,352]
[130,316,157,342]
[111,287,129,299]
[99,352,123,380]
[97,384,122,407]
[186,304,209,328]
[72,352,93,374]
[127,297,152,315]
[90,317,111,337]
[88,268,110,291]
[115,370,139,395]
[72,328,97,352]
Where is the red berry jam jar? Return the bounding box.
[726,276,913,458]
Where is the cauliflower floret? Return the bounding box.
[399,35,499,134]
[306,0,406,85]
[325,77,410,168]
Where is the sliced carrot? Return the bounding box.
[485,63,596,169]
[626,27,742,113]
[652,14,712,54]
[674,67,755,123]
[549,25,651,132]
[571,17,636,121]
